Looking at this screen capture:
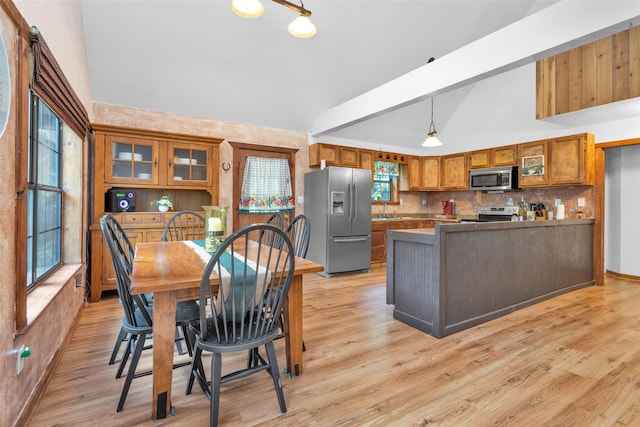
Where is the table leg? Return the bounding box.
[151,291,177,419]
[283,274,303,376]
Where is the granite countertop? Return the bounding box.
[371,213,476,222]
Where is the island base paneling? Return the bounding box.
[386,220,595,338]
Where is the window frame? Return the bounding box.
[26,92,64,290]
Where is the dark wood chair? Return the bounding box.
[186,223,295,426]
[100,214,200,412]
[162,210,206,242]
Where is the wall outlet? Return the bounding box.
[555,198,562,207]
[577,198,585,207]
[421,198,427,206]
[399,198,404,205]
[17,345,25,375]
[297,196,304,204]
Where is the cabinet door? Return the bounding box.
[548,135,587,185]
[407,156,422,190]
[359,149,374,171]
[519,140,549,187]
[309,143,339,166]
[105,135,158,184]
[339,146,360,167]
[421,157,440,190]
[469,150,491,169]
[441,154,468,189]
[168,142,213,187]
[492,145,519,167]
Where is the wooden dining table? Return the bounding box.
[130,239,324,420]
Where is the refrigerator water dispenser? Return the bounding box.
[331,191,345,215]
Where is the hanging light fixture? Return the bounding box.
[422,97,443,147]
[231,0,264,18]
[232,0,317,38]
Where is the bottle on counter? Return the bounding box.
[518,197,527,221]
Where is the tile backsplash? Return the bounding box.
[375,186,594,218]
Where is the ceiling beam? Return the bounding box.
[311,1,640,137]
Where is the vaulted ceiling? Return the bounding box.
[80,1,640,154]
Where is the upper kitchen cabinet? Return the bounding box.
[408,156,440,191]
[441,153,468,190]
[548,133,594,186]
[360,149,374,172]
[519,139,549,187]
[492,145,519,167]
[519,133,594,188]
[309,143,360,168]
[469,145,518,169]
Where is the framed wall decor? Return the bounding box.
[522,155,544,176]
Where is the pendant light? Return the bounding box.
[231,0,264,18]
[287,14,317,38]
[422,97,442,147]
[232,0,317,38]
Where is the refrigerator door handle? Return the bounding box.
[353,182,358,223]
[333,237,368,243]
[348,182,354,223]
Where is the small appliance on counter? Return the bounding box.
[442,200,456,216]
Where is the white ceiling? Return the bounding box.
[80,0,640,154]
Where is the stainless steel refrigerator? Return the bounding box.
[304,166,371,275]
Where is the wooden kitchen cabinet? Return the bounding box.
[421,157,441,190]
[469,149,491,169]
[408,156,440,190]
[360,149,374,172]
[519,139,549,187]
[519,133,593,187]
[469,145,518,169]
[548,133,594,185]
[492,144,519,167]
[441,153,468,190]
[371,219,434,264]
[309,143,364,168]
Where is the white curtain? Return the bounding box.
[239,156,294,212]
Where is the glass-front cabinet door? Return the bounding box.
[105,135,158,184]
[168,142,212,186]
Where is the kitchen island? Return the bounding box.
[386,219,595,338]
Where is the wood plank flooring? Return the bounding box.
[27,267,640,426]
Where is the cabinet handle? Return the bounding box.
[154,159,158,168]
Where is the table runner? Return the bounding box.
[182,240,270,321]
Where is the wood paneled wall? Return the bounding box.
[536,26,640,118]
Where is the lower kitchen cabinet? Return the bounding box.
[371,219,435,264]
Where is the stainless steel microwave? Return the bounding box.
[469,166,519,191]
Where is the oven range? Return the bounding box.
[476,206,519,222]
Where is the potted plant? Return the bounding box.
[151,194,174,212]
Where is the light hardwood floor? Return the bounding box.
[27,267,640,426]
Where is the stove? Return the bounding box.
[477,206,519,222]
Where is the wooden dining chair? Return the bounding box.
[101,214,200,412]
[186,223,295,427]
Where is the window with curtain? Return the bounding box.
[27,92,63,289]
[239,156,294,212]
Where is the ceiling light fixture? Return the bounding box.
[422,97,443,147]
[231,0,264,18]
[232,0,317,38]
